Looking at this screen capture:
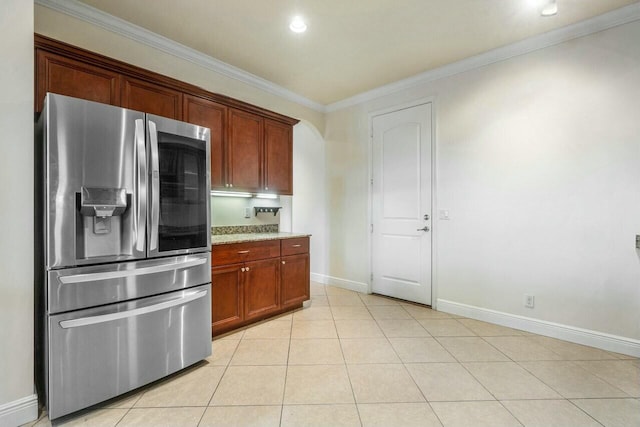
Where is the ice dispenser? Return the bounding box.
[80,187,127,218]
[76,187,132,260]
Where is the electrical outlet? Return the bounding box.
[524,294,535,309]
[244,207,251,218]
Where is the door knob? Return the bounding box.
[417,226,430,232]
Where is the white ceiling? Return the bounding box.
[77,0,638,105]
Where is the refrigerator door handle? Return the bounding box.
[58,257,207,284]
[58,289,208,329]
[148,119,160,251]
[134,119,147,252]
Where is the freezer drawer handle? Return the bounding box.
[59,258,207,284]
[59,289,208,329]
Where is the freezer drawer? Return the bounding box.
[47,253,210,313]
[46,284,211,420]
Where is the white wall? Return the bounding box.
[292,122,328,277]
[0,1,37,426]
[325,20,640,342]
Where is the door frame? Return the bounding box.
[367,97,439,308]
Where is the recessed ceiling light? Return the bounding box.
[541,0,558,16]
[289,16,307,33]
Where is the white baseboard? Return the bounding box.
[0,394,38,427]
[310,273,369,294]
[437,299,640,358]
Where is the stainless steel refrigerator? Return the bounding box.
[35,93,212,420]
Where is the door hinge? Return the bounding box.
[370,224,373,233]
[370,273,373,282]
[370,178,373,186]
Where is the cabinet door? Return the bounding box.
[227,108,263,192]
[211,264,244,334]
[183,95,227,189]
[35,50,121,112]
[263,119,293,195]
[281,254,310,308]
[121,77,182,119]
[244,258,280,320]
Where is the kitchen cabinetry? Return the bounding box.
[227,108,263,192]
[35,34,298,195]
[264,119,293,195]
[280,237,310,309]
[183,95,227,189]
[211,264,243,333]
[224,111,294,195]
[211,236,310,336]
[35,49,120,111]
[244,258,280,320]
[121,76,182,120]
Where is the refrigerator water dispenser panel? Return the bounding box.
[80,187,127,217]
[80,187,128,235]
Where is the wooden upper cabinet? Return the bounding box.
[264,118,293,195]
[34,35,299,194]
[121,77,182,119]
[35,50,120,112]
[227,108,263,192]
[183,95,227,189]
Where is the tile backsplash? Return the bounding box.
[212,224,279,235]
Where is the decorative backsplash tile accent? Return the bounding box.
[212,224,279,235]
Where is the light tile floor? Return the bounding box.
[24,283,640,427]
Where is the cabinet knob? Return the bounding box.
[241,267,245,272]
[230,183,233,188]
[282,261,286,265]
[265,186,268,190]
[245,267,250,272]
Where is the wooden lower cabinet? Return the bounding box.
[244,258,280,320]
[211,264,244,333]
[281,254,310,309]
[211,237,310,336]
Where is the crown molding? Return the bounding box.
[35,0,640,115]
[326,2,640,112]
[34,0,326,113]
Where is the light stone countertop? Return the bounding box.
[211,232,310,245]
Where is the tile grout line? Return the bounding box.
[278,310,296,427]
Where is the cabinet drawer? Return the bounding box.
[281,237,309,256]
[212,240,280,266]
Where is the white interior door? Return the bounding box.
[371,103,432,305]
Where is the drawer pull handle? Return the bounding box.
[291,244,302,248]
[59,289,207,329]
[238,250,250,254]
